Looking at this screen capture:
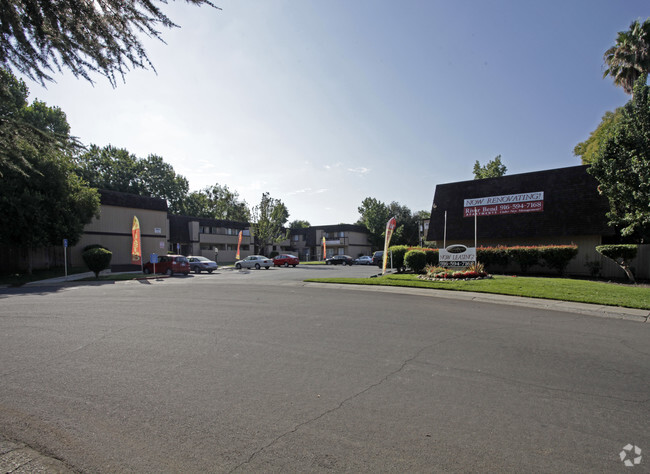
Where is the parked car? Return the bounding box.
[273,254,299,267]
[235,255,273,270]
[187,256,218,273]
[354,256,373,265]
[372,251,384,267]
[143,255,190,276]
[325,255,354,265]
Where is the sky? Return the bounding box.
[20,0,650,225]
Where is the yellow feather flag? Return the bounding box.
[131,216,141,264]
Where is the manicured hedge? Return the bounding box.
[82,247,112,278]
[390,245,579,275]
[404,250,427,273]
[387,246,438,272]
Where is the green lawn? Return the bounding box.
[0,266,88,286]
[304,274,650,310]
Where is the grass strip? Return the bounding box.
[304,274,650,310]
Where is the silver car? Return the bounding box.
[235,255,273,270]
[187,256,218,273]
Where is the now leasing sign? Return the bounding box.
[439,245,477,268]
[464,191,544,217]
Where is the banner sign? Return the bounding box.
[464,192,544,217]
[382,216,397,275]
[236,230,243,260]
[439,245,476,268]
[322,236,327,260]
[131,216,141,264]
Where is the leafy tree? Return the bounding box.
[1,0,219,86]
[75,144,189,214]
[250,192,289,255]
[289,220,311,229]
[139,154,189,214]
[603,19,650,94]
[357,197,390,249]
[588,76,650,240]
[180,184,250,221]
[1,68,78,178]
[0,69,99,273]
[473,155,507,179]
[574,109,624,164]
[357,198,426,248]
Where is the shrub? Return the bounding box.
[424,248,439,266]
[596,244,638,283]
[83,244,107,252]
[82,247,112,278]
[507,246,540,273]
[404,250,427,273]
[387,245,409,272]
[477,246,508,270]
[269,251,279,258]
[539,245,578,275]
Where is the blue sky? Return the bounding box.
[23,0,649,225]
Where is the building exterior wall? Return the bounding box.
[288,227,371,261]
[72,205,169,268]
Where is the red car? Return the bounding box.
[143,255,190,276]
[273,254,299,267]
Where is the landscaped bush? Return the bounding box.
[596,244,638,283]
[477,246,508,270]
[82,247,112,278]
[507,246,540,273]
[424,248,439,266]
[387,245,409,272]
[404,250,427,273]
[83,244,108,252]
[539,245,578,274]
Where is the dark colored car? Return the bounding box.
[372,251,384,267]
[143,254,190,276]
[273,254,299,267]
[325,255,354,265]
[187,256,218,273]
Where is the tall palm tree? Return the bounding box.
[603,19,650,94]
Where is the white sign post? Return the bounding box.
[63,239,68,280]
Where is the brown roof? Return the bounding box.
[426,165,614,242]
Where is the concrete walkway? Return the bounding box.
[0,436,75,473]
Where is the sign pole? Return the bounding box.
[63,239,68,281]
[443,211,447,248]
[474,208,478,249]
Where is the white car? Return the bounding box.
[187,256,218,273]
[235,255,273,270]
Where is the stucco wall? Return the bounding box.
[72,205,169,268]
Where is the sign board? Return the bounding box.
[176,243,180,253]
[150,253,158,263]
[159,241,165,249]
[154,228,162,234]
[63,239,68,248]
[464,192,544,217]
[439,245,476,268]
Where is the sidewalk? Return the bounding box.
[0,436,74,473]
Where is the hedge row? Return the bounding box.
[388,245,579,274]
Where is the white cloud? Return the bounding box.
[347,167,370,175]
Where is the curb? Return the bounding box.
[0,437,75,473]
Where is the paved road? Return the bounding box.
[0,266,648,472]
